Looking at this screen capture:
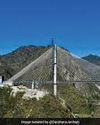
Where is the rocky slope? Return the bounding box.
[1,85,99,118]
[82,54,100,67]
[0,45,49,80]
[6,46,100,99]
[0,58,15,80]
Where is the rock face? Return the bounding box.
[10,85,48,100]
[6,46,100,97]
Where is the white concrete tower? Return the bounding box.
[32,81,34,89]
[0,76,3,85]
[53,44,57,96]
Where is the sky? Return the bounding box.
[0,0,100,57]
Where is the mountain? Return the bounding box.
[0,45,49,80]
[0,45,100,98]
[6,46,100,99]
[0,45,68,80]
[82,54,100,67]
[1,45,100,118]
[0,58,15,80]
[8,46,100,82]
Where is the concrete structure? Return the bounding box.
[53,44,57,96]
[5,45,100,97]
[0,76,3,84]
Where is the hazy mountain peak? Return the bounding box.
[82,54,100,67]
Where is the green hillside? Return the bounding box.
[0,85,100,118]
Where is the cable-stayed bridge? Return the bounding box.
[4,44,100,96]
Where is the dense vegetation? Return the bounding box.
[0,85,100,118]
[0,87,69,118]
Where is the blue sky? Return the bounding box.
[0,0,100,57]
